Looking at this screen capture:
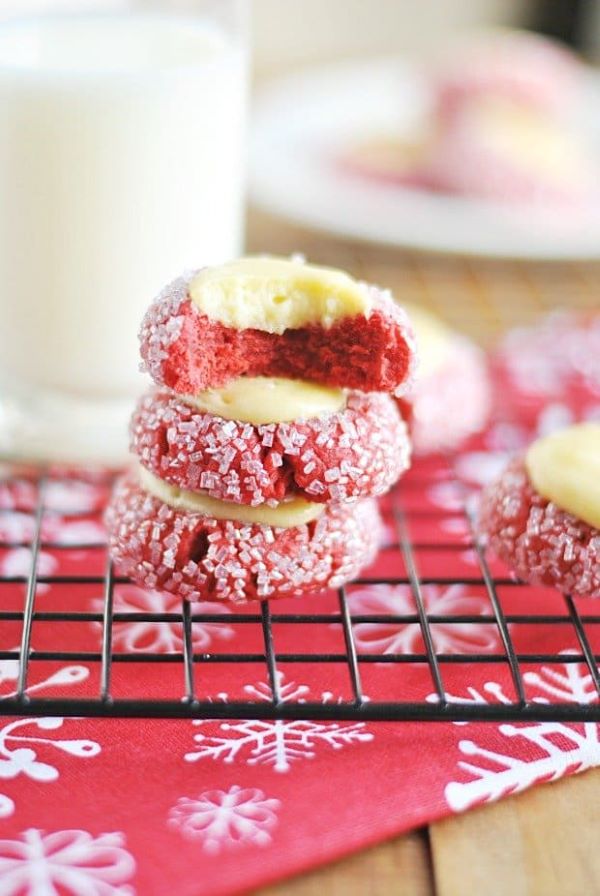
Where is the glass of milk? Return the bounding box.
[0,0,249,465]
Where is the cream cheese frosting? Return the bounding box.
[184,376,346,425]
[188,256,372,334]
[138,464,324,528]
[525,423,600,529]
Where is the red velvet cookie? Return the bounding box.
[479,456,600,599]
[413,33,591,210]
[432,31,582,123]
[398,335,490,455]
[139,273,416,396]
[131,389,410,506]
[492,311,600,429]
[413,118,593,209]
[106,471,382,603]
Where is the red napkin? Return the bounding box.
[0,346,598,896]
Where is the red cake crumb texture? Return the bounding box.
[492,311,600,427]
[106,471,382,603]
[479,456,600,599]
[398,336,490,455]
[139,273,417,396]
[131,389,410,506]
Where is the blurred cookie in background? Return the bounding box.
[413,30,597,211]
[397,304,491,455]
[492,309,600,432]
[343,30,597,214]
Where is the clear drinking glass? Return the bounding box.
[0,0,249,464]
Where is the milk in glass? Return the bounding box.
[0,11,247,461]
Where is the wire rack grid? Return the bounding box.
[1,460,599,724]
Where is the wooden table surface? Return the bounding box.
[247,209,600,896]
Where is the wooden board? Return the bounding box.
[431,768,600,896]
[259,832,434,896]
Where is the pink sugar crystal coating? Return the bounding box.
[131,389,410,506]
[105,471,383,604]
[479,456,600,599]
[398,335,491,455]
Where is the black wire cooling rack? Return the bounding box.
[1,462,599,723]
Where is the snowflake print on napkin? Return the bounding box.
[0,829,135,895]
[184,672,373,773]
[438,656,600,811]
[346,583,500,656]
[0,660,99,819]
[91,586,235,654]
[168,786,280,854]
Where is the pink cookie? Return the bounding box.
[415,117,592,209]
[414,32,592,209]
[131,389,410,506]
[106,471,382,603]
[139,273,417,397]
[479,456,600,599]
[398,335,490,455]
[432,31,582,122]
[492,311,600,428]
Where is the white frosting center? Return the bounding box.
[188,256,371,334]
[525,423,600,529]
[139,465,324,528]
[184,376,346,425]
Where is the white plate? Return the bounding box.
[250,58,600,260]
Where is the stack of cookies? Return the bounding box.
[106,257,417,604]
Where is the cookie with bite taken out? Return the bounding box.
[139,257,417,396]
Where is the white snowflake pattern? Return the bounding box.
[92,586,235,654]
[0,828,135,895]
[439,516,471,538]
[184,673,373,773]
[1,549,58,595]
[0,660,98,818]
[381,519,396,547]
[0,512,35,544]
[454,450,513,490]
[0,476,105,516]
[168,785,280,854]
[426,481,464,511]
[0,510,105,549]
[439,658,600,812]
[47,518,106,547]
[44,480,103,514]
[346,584,499,656]
[0,478,37,513]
